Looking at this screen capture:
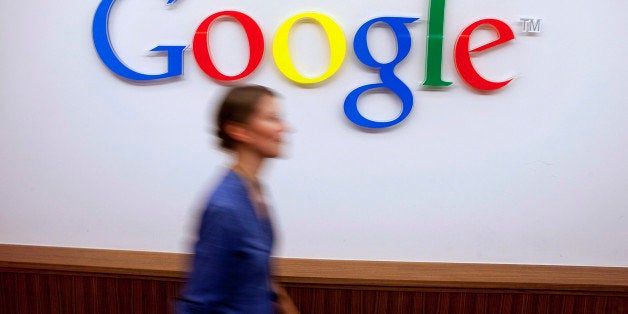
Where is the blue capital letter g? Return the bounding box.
[92,0,186,81]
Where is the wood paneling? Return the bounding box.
[0,245,186,278]
[1,245,627,313]
[2,244,627,292]
[274,259,628,292]
[282,286,626,314]
[0,270,182,314]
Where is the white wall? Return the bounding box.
[1,0,626,266]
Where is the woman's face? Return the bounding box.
[244,95,286,159]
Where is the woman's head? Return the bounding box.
[216,85,286,158]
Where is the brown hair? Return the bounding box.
[215,85,276,150]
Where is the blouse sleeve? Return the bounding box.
[178,204,239,313]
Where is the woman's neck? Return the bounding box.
[232,150,264,183]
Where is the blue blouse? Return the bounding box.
[178,170,275,314]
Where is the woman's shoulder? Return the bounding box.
[207,169,249,211]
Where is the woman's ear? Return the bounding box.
[224,121,251,144]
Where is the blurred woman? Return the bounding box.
[178,85,297,313]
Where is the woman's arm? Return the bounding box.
[179,206,237,313]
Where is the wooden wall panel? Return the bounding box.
[0,270,183,314]
[1,245,626,314]
[1,269,627,313]
[282,286,626,314]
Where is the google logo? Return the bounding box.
[93,0,517,128]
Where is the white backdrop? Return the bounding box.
[1,0,626,266]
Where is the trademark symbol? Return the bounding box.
[520,18,542,33]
